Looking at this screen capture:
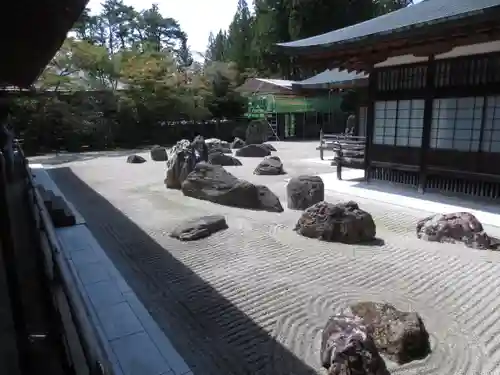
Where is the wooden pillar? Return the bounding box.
[418,56,436,193]
[364,68,377,182]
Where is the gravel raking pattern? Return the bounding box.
[46,142,500,375]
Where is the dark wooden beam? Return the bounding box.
[417,55,436,193]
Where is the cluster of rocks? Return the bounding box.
[37,185,76,228]
[321,302,430,374]
[165,136,283,213]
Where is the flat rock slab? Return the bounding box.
[150,146,168,161]
[254,156,284,175]
[181,162,283,212]
[295,201,376,243]
[208,152,242,166]
[287,175,324,210]
[170,215,228,241]
[235,144,270,157]
[127,155,146,163]
[416,212,498,250]
[321,315,389,375]
[347,302,431,365]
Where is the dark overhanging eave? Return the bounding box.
[274,6,500,57]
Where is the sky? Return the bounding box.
[87,0,243,58]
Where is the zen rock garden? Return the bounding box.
[124,131,498,374]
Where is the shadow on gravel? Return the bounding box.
[49,166,318,375]
[28,145,171,166]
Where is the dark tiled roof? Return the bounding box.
[0,0,88,87]
[277,0,500,49]
[293,69,368,89]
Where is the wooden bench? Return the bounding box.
[318,131,366,180]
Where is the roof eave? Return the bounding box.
[275,7,500,57]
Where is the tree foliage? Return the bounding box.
[205,0,413,77]
[9,0,413,154]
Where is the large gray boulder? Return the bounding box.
[235,144,270,157]
[181,162,283,212]
[230,137,245,149]
[165,140,197,189]
[245,119,268,144]
[208,152,242,166]
[170,215,228,241]
[126,154,146,164]
[150,145,168,161]
[254,156,284,175]
[295,201,376,243]
[416,212,498,249]
[287,175,324,210]
[321,315,389,375]
[347,302,431,365]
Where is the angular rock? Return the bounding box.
[126,154,146,164]
[165,140,197,189]
[191,135,209,162]
[150,145,168,161]
[260,143,276,152]
[230,137,245,149]
[206,138,231,151]
[347,302,431,365]
[181,162,283,212]
[170,215,228,241]
[235,144,271,157]
[245,119,268,144]
[254,156,284,175]
[208,152,242,166]
[416,212,497,249]
[287,175,324,210]
[321,315,389,375]
[295,201,376,243]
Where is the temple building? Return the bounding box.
[277,0,500,199]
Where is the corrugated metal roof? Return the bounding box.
[277,0,500,49]
[255,78,294,89]
[293,69,368,89]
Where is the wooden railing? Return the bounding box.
[317,130,366,180]
[14,141,113,375]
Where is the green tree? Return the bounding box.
[226,0,254,70]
